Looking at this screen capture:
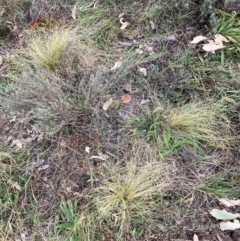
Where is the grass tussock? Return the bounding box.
[91,159,172,236]
[26,27,76,71]
[26,27,98,73]
[166,102,232,148]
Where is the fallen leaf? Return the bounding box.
[139,67,147,76]
[121,94,132,104]
[111,60,122,70]
[90,151,109,161]
[120,18,129,30]
[190,35,207,44]
[11,181,21,191]
[38,164,50,171]
[219,198,240,207]
[10,115,17,123]
[167,35,176,41]
[21,233,26,241]
[149,20,155,30]
[144,44,154,55]
[202,42,225,53]
[202,35,228,53]
[119,12,125,18]
[123,83,132,93]
[193,234,199,241]
[85,146,91,153]
[135,48,144,54]
[214,34,229,45]
[220,219,240,231]
[102,98,113,111]
[140,99,150,105]
[66,187,72,193]
[210,209,240,220]
[71,3,77,20]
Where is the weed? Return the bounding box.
[26,27,77,71]
[91,160,171,237]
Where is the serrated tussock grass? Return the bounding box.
[166,101,233,149]
[26,27,75,71]
[91,159,172,236]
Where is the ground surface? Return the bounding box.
[1,0,240,240]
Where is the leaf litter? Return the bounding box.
[191,34,230,53]
[90,151,110,161]
[121,94,132,103]
[210,209,240,220]
[102,98,113,111]
[219,198,240,207]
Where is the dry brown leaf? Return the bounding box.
[85,146,91,153]
[21,233,26,241]
[210,209,240,220]
[119,12,125,18]
[219,198,240,207]
[38,164,50,171]
[123,83,132,93]
[90,151,109,161]
[102,98,113,111]
[140,99,150,105]
[149,20,155,30]
[193,234,199,241]
[214,34,229,45]
[202,43,225,53]
[190,35,207,44]
[139,67,147,76]
[220,219,240,231]
[119,18,129,30]
[202,34,228,53]
[121,94,132,103]
[11,181,21,191]
[135,48,144,54]
[111,60,122,70]
[144,44,154,55]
